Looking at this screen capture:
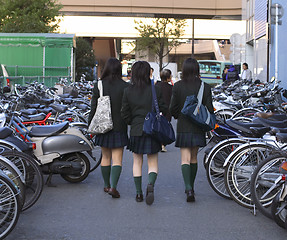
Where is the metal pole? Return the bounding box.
[192,19,195,58]
[275,4,279,80]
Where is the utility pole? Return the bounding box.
[192,19,195,58]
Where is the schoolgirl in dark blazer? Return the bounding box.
[121,61,167,205]
[170,57,214,202]
[88,58,129,199]
[156,69,173,152]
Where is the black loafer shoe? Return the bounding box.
[108,188,120,198]
[136,194,143,202]
[186,189,195,202]
[146,184,154,205]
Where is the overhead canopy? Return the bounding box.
[59,0,242,20]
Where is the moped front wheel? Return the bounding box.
[61,153,90,183]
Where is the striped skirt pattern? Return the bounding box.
[94,131,128,148]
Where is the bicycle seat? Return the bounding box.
[22,113,47,122]
[40,98,54,105]
[250,127,271,138]
[0,127,13,139]
[276,133,287,144]
[26,103,41,109]
[20,108,38,115]
[270,127,287,134]
[50,104,68,113]
[28,121,70,137]
[226,119,263,135]
[253,117,287,128]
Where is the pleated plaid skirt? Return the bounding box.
[175,132,206,148]
[94,131,128,148]
[128,134,162,154]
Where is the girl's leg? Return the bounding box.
[133,153,143,197]
[100,147,112,191]
[146,153,158,205]
[190,146,199,190]
[109,148,124,196]
[180,148,192,191]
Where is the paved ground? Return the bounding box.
[6,137,287,240]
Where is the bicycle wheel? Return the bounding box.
[250,154,285,219]
[1,151,44,211]
[0,171,21,239]
[231,108,261,119]
[271,192,287,228]
[206,138,247,199]
[0,156,26,209]
[215,108,235,124]
[224,142,275,208]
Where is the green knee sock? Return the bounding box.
[181,164,192,191]
[190,163,198,190]
[134,176,142,194]
[111,165,122,189]
[101,165,111,188]
[148,172,158,186]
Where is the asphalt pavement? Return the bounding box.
[6,132,287,240]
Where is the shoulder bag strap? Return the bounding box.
[150,79,160,117]
[98,80,103,97]
[193,81,204,115]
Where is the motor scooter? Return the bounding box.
[0,100,99,185]
[26,121,95,185]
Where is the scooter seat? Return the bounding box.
[22,113,47,122]
[28,121,70,137]
[226,119,263,135]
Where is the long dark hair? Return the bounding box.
[131,61,151,88]
[100,57,122,81]
[182,58,200,83]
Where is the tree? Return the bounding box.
[135,18,186,71]
[75,37,96,81]
[0,0,62,33]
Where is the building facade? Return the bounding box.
[243,0,287,87]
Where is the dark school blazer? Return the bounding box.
[169,79,214,134]
[121,84,168,137]
[156,81,173,122]
[88,78,130,132]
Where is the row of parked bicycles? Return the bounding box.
[0,81,100,239]
[205,77,287,229]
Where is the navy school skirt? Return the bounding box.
[94,131,128,148]
[175,132,206,148]
[128,134,162,154]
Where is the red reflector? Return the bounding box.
[216,76,220,79]
[282,175,286,181]
[6,79,10,86]
[32,143,36,150]
[67,118,73,122]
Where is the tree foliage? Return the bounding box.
[75,37,96,81]
[0,0,62,33]
[135,18,186,71]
